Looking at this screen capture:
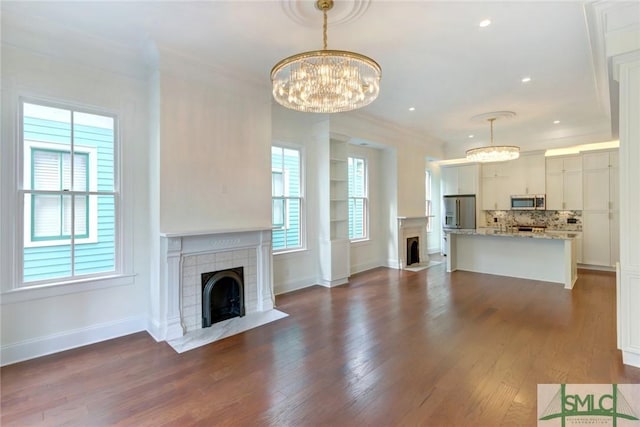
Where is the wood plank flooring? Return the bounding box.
[2,264,639,426]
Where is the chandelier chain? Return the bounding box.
[465,115,520,162]
[489,118,495,146]
[323,8,328,50]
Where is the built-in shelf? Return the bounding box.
[329,139,348,241]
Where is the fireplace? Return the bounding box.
[396,217,429,269]
[202,267,245,327]
[158,228,276,342]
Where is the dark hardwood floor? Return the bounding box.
[2,264,639,426]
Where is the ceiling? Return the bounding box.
[1,0,620,158]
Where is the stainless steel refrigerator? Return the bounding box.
[443,195,476,230]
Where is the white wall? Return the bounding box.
[329,113,443,214]
[157,50,273,234]
[271,106,323,294]
[426,160,442,254]
[348,144,386,274]
[0,34,150,365]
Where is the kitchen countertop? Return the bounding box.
[445,228,578,240]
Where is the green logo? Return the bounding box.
[539,384,639,426]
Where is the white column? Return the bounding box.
[616,53,640,367]
[257,230,274,311]
[164,237,185,340]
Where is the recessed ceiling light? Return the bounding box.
[479,19,491,28]
[521,77,531,83]
[409,107,415,111]
[468,134,475,138]
[553,120,561,124]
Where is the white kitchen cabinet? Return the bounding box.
[581,150,619,267]
[441,164,478,196]
[481,162,510,210]
[546,155,583,210]
[582,212,611,266]
[511,153,546,195]
[583,165,610,210]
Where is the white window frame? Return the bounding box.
[15,98,122,288]
[426,169,433,232]
[271,143,305,254]
[348,156,369,242]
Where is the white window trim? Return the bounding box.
[12,96,124,291]
[23,140,99,247]
[349,156,369,242]
[272,142,306,254]
[426,170,433,232]
[0,273,136,305]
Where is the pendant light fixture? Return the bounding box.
[466,114,520,162]
[271,0,381,113]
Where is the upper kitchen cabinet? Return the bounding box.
[546,155,583,210]
[441,164,479,196]
[481,162,511,210]
[511,153,546,195]
[583,150,618,211]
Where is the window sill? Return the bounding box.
[273,247,308,257]
[1,273,136,305]
[350,238,371,245]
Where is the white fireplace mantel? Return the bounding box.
[158,228,274,342]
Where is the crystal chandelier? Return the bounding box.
[466,117,520,162]
[271,0,381,113]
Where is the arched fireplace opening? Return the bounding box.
[201,267,245,328]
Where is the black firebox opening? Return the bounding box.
[407,236,420,266]
[201,267,245,328]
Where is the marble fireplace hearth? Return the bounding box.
[159,228,287,353]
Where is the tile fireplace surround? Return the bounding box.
[159,228,287,353]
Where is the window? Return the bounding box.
[20,101,118,284]
[348,156,368,240]
[425,170,433,232]
[271,145,302,252]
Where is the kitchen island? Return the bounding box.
[445,228,578,289]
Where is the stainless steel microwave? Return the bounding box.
[510,195,546,210]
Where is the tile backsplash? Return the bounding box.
[483,210,582,231]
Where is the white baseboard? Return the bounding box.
[0,315,146,366]
[577,263,616,272]
[146,318,165,342]
[386,258,400,269]
[318,277,349,287]
[622,349,640,368]
[274,275,317,296]
[350,260,384,275]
